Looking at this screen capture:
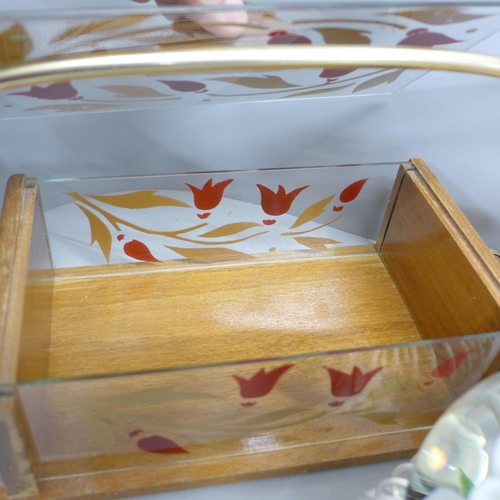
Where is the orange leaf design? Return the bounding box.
[353,70,405,93]
[165,246,251,262]
[198,222,262,238]
[99,85,173,98]
[75,204,112,262]
[282,83,353,99]
[88,191,190,209]
[289,195,335,229]
[0,23,33,67]
[293,237,340,250]
[315,28,371,45]
[398,9,487,25]
[24,103,121,113]
[212,75,299,89]
[51,15,151,43]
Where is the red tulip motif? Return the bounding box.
[186,178,233,218]
[233,364,294,400]
[9,82,82,100]
[257,184,308,217]
[326,366,383,398]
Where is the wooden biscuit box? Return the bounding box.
[1,157,500,500]
[1,3,500,500]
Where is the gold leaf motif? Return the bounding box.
[294,237,340,251]
[290,195,335,229]
[281,215,341,237]
[212,75,299,89]
[253,410,329,431]
[199,222,262,238]
[99,85,173,98]
[234,408,309,426]
[353,69,405,93]
[398,9,487,25]
[51,15,151,43]
[100,386,221,405]
[282,83,353,99]
[0,24,33,67]
[24,103,121,113]
[165,246,251,262]
[88,191,190,209]
[358,411,401,425]
[315,28,371,45]
[75,204,112,262]
[367,374,412,402]
[77,412,115,454]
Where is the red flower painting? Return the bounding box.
[326,366,383,397]
[257,184,308,216]
[233,364,294,399]
[186,178,233,218]
[9,82,82,100]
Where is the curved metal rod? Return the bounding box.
[1,45,500,92]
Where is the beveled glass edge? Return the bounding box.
[8,329,500,388]
[39,161,411,184]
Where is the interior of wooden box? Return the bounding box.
[14,159,500,383]
[47,247,420,378]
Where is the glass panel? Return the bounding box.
[16,331,500,479]
[2,3,500,118]
[39,162,403,268]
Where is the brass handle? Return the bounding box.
[1,45,500,92]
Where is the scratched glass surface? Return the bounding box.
[2,2,500,118]
[13,331,500,479]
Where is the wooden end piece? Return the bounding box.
[379,158,500,358]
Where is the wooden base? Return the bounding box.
[48,247,421,378]
[0,428,428,500]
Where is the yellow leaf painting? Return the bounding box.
[99,85,173,99]
[198,222,262,238]
[75,204,112,262]
[51,15,151,43]
[212,75,299,89]
[88,191,190,209]
[289,195,335,229]
[293,237,340,251]
[165,246,251,262]
[0,24,33,67]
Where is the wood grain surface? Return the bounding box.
[380,159,500,369]
[48,252,422,379]
[0,176,40,496]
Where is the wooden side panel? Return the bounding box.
[0,175,40,497]
[17,187,53,383]
[0,428,428,500]
[0,397,39,498]
[375,163,415,251]
[380,159,500,353]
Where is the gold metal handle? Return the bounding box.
[1,45,500,92]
